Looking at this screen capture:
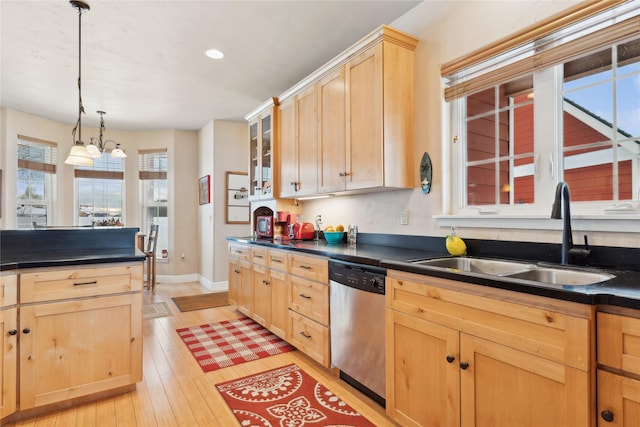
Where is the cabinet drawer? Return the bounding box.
[19,263,143,303]
[288,253,328,283]
[290,275,329,325]
[252,247,268,266]
[0,273,18,308]
[598,312,640,376]
[289,311,330,367]
[268,249,288,270]
[387,270,593,370]
[228,243,251,262]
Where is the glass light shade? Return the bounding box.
[65,143,94,166]
[111,145,127,158]
[86,141,102,158]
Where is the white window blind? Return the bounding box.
[442,1,640,101]
[17,135,57,173]
[139,149,168,180]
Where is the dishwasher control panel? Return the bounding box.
[329,260,386,295]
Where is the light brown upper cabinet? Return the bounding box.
[277,84,319,198]
[247,98,277,201]
[273,25,418,198]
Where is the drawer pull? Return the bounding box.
[299,265,312,270]
[272,259,282,263]
[446,355,455,363]
[254,255,263,258]
[600,410,614,422]
[299,331,311,339]
[74,280,98,286]
[8,329,18,336]
[22,328,31,334]
[299,294,311,299]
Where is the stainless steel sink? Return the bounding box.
[410,256,615,287]
[506,268,615,286]
[411,257,535,276]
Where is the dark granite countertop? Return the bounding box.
[1,248,146,271]
[1,227,146,271]
[228,234,640,310]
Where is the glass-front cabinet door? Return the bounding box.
[247,99,276,201]
[260,114,272,198]
[249,120,260,199]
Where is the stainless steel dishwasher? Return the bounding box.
[329,259,386,407]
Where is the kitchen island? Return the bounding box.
[0,227,145,422]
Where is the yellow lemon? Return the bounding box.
[324,225,335,232]
[445,229,467,256]
[335,224,345,232]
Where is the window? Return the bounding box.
[17,135,57,228]
[444,2,640,217]
[75,152,125,226]
[139,149,168,255]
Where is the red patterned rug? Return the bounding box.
[176,317,294,373]
[216,364,376,427]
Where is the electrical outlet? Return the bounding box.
[400,209,408,225]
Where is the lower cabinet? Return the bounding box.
[0,307,17,419]
[13,262,143,416]
[268,249,289,340]
[597,311,640,425]
[288,253,330,367]
[386,270,594,427]
[19,293,142,409]
[252,263,271,327]
[0,272,17,419]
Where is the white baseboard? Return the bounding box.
[155,273,199,284]
[147,273,228,292]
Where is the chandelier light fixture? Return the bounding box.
[87,110,127,158]
[64,1,126,166]
[64,0,92,166]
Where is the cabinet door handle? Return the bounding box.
[234,269,240,274]
[299,331,311,339]
[446,355,455,363]
[262,280,270,285]
[74,280,98,286]
[8,329,18,336]
[459,362,469,370]
[299,294,311,299]
[600,410,614,422]
[299,265,311,270]
[22,328,31,334]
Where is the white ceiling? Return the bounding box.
[1,0,421,132]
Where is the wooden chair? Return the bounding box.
[144,224,159,293]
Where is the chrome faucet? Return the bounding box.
[551,182,590,265]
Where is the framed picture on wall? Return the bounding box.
[198,175,210,205]
[226,171,250,224]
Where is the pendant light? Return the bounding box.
[65,0,93,166]
[86,110,127,158]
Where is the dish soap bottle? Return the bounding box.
[446,226,467,256]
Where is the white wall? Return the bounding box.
[0,108,200,278]
[302,0,636,249]
[198,120,248,286]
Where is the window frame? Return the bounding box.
[438,2,640,233]
[74,151,126,226]
[139,149,168,259]
[16,135,57,228]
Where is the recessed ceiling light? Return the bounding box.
[205,49,224,59]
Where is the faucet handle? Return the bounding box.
[583,234,589,249]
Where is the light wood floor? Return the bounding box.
[5,282,396,426]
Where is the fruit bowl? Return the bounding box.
[323,231,344,244]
